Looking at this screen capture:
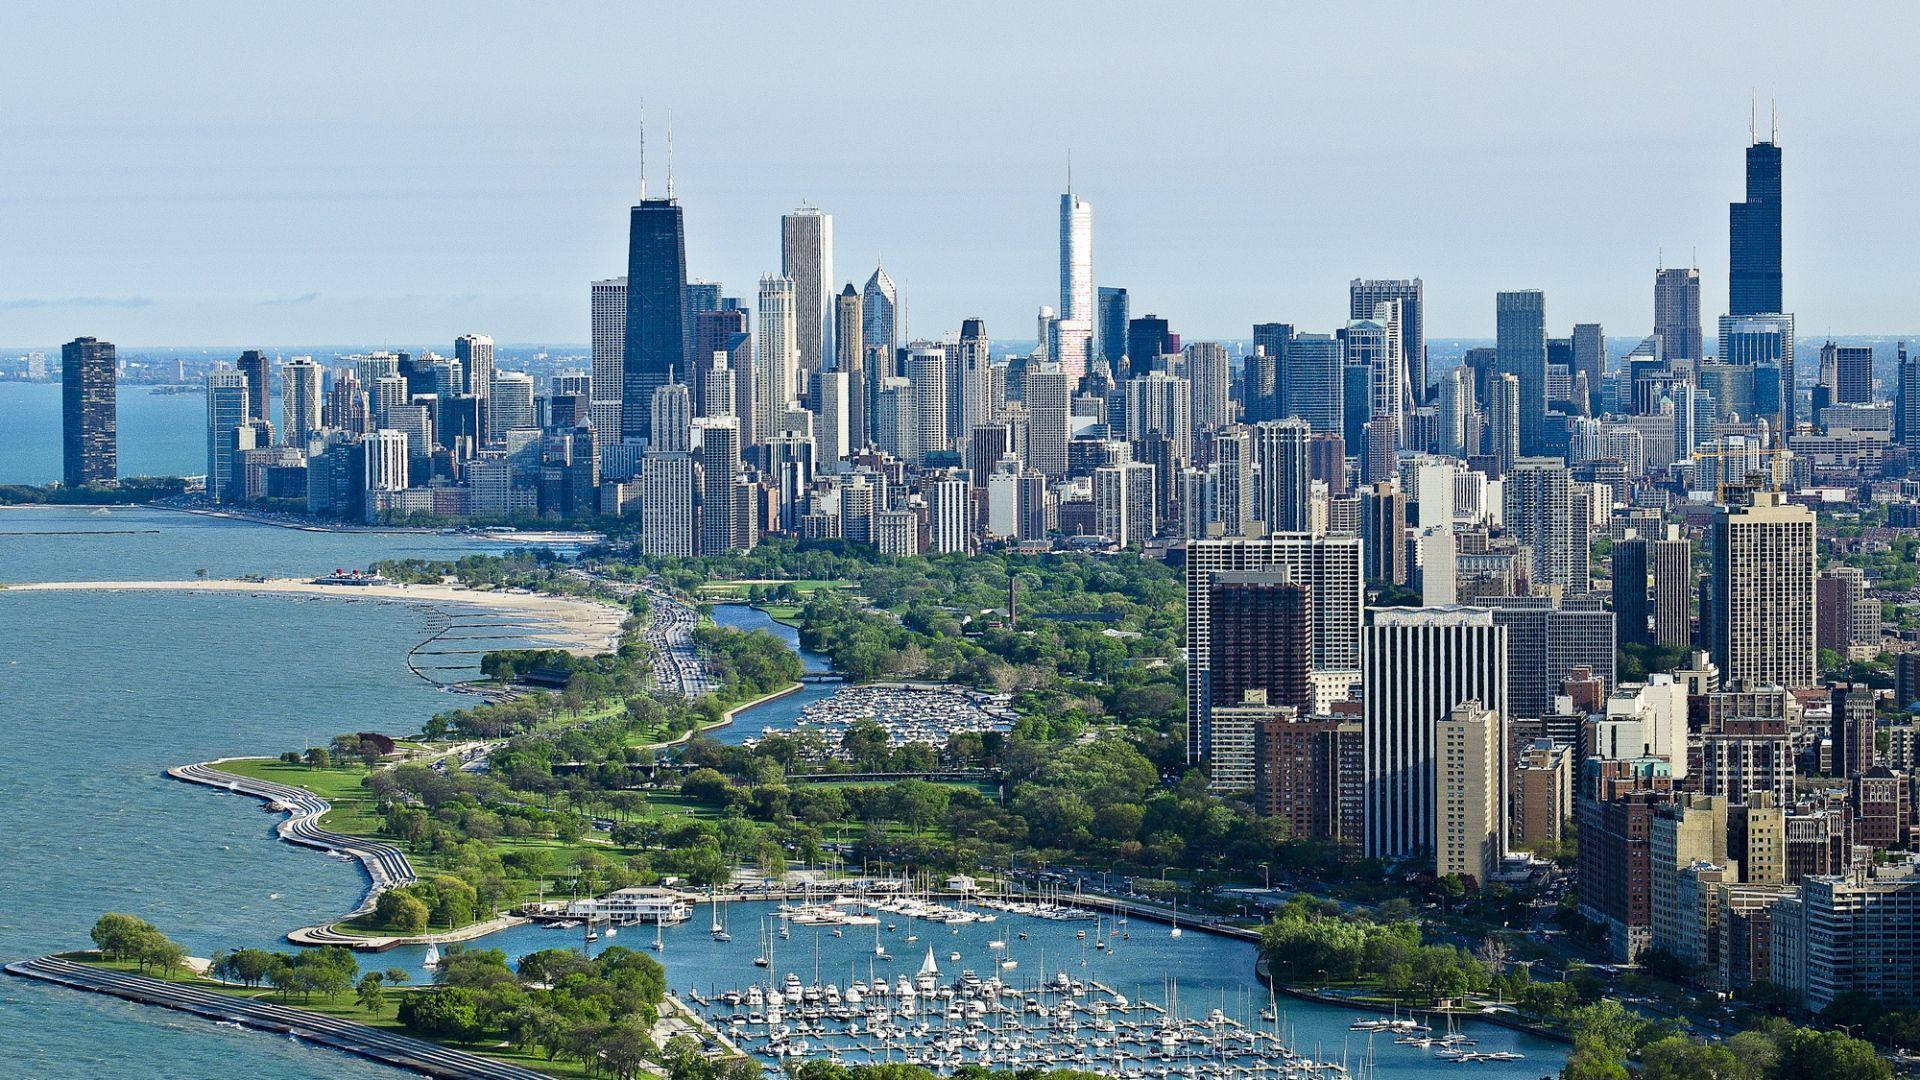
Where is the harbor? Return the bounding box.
[750,684,1014,749]
[399,895,1564,1079]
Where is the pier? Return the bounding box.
[5,956,549,1080]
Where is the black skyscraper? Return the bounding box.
[621,196,688,443]
[1125,315,1170,379]
[62,336,116,486]
[238,349,271,428]
[1729,139,1782,316]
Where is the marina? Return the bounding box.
[750,684,1014,749]
[419,898,1564,1079]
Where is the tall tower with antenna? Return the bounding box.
[620,108,688,444]
[1729,105,1783,318]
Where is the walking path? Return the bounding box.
[4,956,551,1080]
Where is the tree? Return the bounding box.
[355,972,388,1014]
[1637,1036,1748,1080]
[398,986,481,1042]
[89,913,154,961]
[1774,1028,1891,1080]
[1561,1045,1630,1080]
[593,1021,654,1080]
[374,889,430,933]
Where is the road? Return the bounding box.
[6,956,551,1080]
[564,570,713,698]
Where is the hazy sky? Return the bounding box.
[6,1,1920,349]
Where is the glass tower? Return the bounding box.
[621,196,688,443]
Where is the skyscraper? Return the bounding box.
[1711,490,1816,689]
[1125,315,1170,380]
[1653,267,1702,361]
[1504,458,1590,590]
[1571,323,1606,417]
[1435,701,1502,883]
[1185,536,1366,762]
[621,191,688,444]
[1207,569,1313,714]
[834,284,866,449]
[1350,278,1425,403]
[281,357,323,446]
[1024,363,1071,478]
[1488,373,1521,472]
[1613,535,1651,647]
[237,350,271,429]
[1280,333,1344,434]
[1652,527,1693,647]
[861,265,898,372]
[1185,342,1231,433]
[454,334,494,402]
[908,345,950,463]
[1096,286,1129,371]
[1056,189,1093,380]
[756,276,799,444]
[1729,132,1783,317]
[1251,419,1312,534]
[1495,290,1548,457]
[205,368,251,504]
[590,277,628,437]
[1817,342,1872,406]
[1363,607,1508,863]
[781,207,833,379]
[61,336,116,486]
[1899,343,1920,452]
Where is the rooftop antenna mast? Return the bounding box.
[666,111,676,200]
[1748,93,1757,145]
[638,99,648,199]
[1770,99,1778,143]
[1067,149,1073,197]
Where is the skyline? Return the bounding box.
[9,4,1920,348]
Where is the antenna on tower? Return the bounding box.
[639,99,648,199]
[1748,93,1756,144]
[1067,149,1073,197]
[1770,99,1778,143]
[666,111,676,200]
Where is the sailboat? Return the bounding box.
[422,942,440,971]
[1169,898,1182,938]
[651,912,665,952]
[712,894,732,942]
[754,917,771,968]
[874,918,890,960]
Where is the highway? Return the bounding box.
[169,760,417,947]
[6,956,551,1079]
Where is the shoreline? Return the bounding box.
[0,577,627,657]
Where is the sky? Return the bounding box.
[5,1,1920,349]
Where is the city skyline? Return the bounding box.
[8,5,1920,345]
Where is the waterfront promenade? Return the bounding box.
[4,956,551,1080]
[169,760,419,948]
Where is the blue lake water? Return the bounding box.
[0,510,1566,1077]
[0,380,259,485]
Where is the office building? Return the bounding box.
[1186,537,1365,762]
[861,265,898,369]
[1571,323,1606,416]
[755,275,799,443]
[1363,607,1509,863]
[1654,267,1702,361]
[280,357,323,446]
[1280,332,1344,435]
[237,349,271,428]
[1096,287,1128,371]
[1817,342,1873,407]
[1495,291,1548,457]
[1613,535,1650,647]
[620,191,688,443]
[60,336,116,486]
[205,368,251,503]
[1025,363,1071,478]
[1729,134,1783,317]
[589,277,627,436]
[781,207,833,379]
[1351,278,1425,402]
[1710,490,1816,689]
[908,345,950,463]
[488,371,536,440]
[1125,315,1170,380]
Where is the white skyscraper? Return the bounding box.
[364,429,409,493]
[281,357,323,446]
[1185,342,1231,432]
[909,346,949,463]
[1024,362,1071,478]
[781,207,833,379]
[488,371,536,442]
[1362,606,1509,863]
[927,475,969,554]
[649,379,692,453]
[757,276,799,445]
[589,278,626,438]
[639,450,696,556]
[454,334,494,401]
[1056,190,1093,380]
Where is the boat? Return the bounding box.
[422,942,440,970]
[1169,899,1182,939]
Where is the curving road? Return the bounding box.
[5,956,551,1079]
[169,760,416,947]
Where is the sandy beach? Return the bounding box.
[0,578,628,655]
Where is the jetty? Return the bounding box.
[4,955,549,1080]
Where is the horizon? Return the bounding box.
[7,4,1920,345]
